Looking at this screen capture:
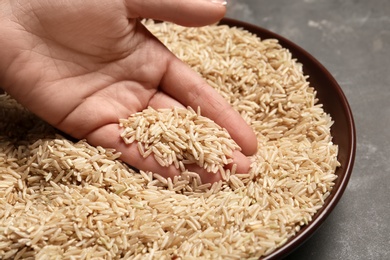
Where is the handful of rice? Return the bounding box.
[0,21,340,259]
[119,106,240,174]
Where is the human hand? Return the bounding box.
[0,0,257,183]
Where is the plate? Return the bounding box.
[0,18,356,260]
[219,18,356,259]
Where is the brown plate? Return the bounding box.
[219,18,356,259]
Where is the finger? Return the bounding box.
[161,58,258,156]
[187,149,252,183]
[86,123,225,183]
[86,123,183,179]
[86,123,251,184]
[227,150,252,174]
[185,164,222,184]
[148,91,185,109]
[125,0,226,27]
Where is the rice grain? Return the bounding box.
[0,21,339,259]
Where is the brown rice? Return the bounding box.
[0,20,339,259]
[119,106,240,174]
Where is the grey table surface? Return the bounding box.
[226,0,389,259]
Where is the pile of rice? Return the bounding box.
[120,106,240,174]
[0,21,339,259]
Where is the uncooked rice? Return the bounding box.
[119,106,240,174]
[0,20,340,259]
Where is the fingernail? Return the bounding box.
[209,0,227,5]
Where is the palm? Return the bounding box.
[5,1,173,136]
[1,0,256,182]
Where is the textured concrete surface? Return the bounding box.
[226,0,390,259]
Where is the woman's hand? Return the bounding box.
[0,0,257,183]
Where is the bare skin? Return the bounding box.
[0,0,257,183]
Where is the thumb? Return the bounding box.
[125,0,227,27]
